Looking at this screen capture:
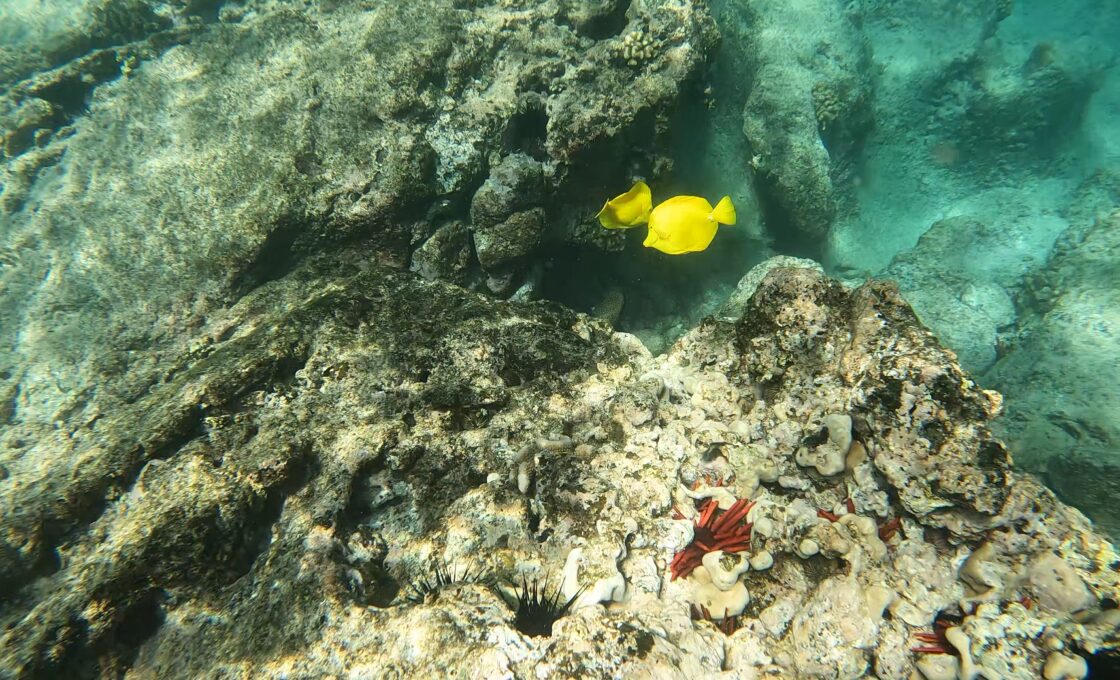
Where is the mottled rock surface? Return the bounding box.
[738,0,873,248]
[2,261,1116,678]
[881,214,1065,374]
[988,205,1120,537]
[0,0,178,94]
[0,0,717,458]
[0,249,625,676]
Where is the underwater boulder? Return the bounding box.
[988,206,1120,535]
[739,0,874,250]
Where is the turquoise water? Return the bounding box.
[2,0,1119,676]
[545,0,1120,536]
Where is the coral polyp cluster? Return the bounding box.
[670,497,755,580]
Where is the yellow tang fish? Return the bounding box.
[597,180,653,229]
[644,193,736,255]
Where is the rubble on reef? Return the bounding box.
[1,258,1116,679]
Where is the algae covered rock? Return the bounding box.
[881,214,1065,374]
[988,207,1120,536]
[469,153,547,271]
[0,2,720,589]
[0,251,624,676]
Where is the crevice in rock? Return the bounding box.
[502,99,550,161]
[3,50,122,158]
[222,446,316,581]
[558,1,632,40]
[338,457,392,531]
[230,216,306,296]
[95,588,166,676]
[752,171,817,258]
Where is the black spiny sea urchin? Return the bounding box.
[505,577,584,638]
[404,562,490,604]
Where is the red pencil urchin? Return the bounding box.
[670,497,755,580]
[910,611,962,655]
[691,603,741,636]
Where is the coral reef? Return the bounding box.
[952,48,1103,172]
[2,258,1115,678]
[0,0,179,92]
[1,0,1119,676]
[615,29,657,68]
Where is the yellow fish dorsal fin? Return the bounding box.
[597,181,653,229]
[712,195,736,225]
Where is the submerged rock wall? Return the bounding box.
[735,0,874,250]
[989,200,1120,537]
[0,0,716,488]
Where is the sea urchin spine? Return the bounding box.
[670,497,755,580]
[506,577,584,638]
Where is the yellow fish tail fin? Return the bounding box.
[634,180,653,217]
[597,181,653,229]
[712,195,736,226]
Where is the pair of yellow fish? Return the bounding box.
[596,181,736,255]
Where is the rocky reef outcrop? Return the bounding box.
[988,198,1120,538]
[2,259,1116,678]
[880,214,1063,374]
[0,0,717,438]
[735,0,874,250]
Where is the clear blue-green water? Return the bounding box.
[1,0,1119,674]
